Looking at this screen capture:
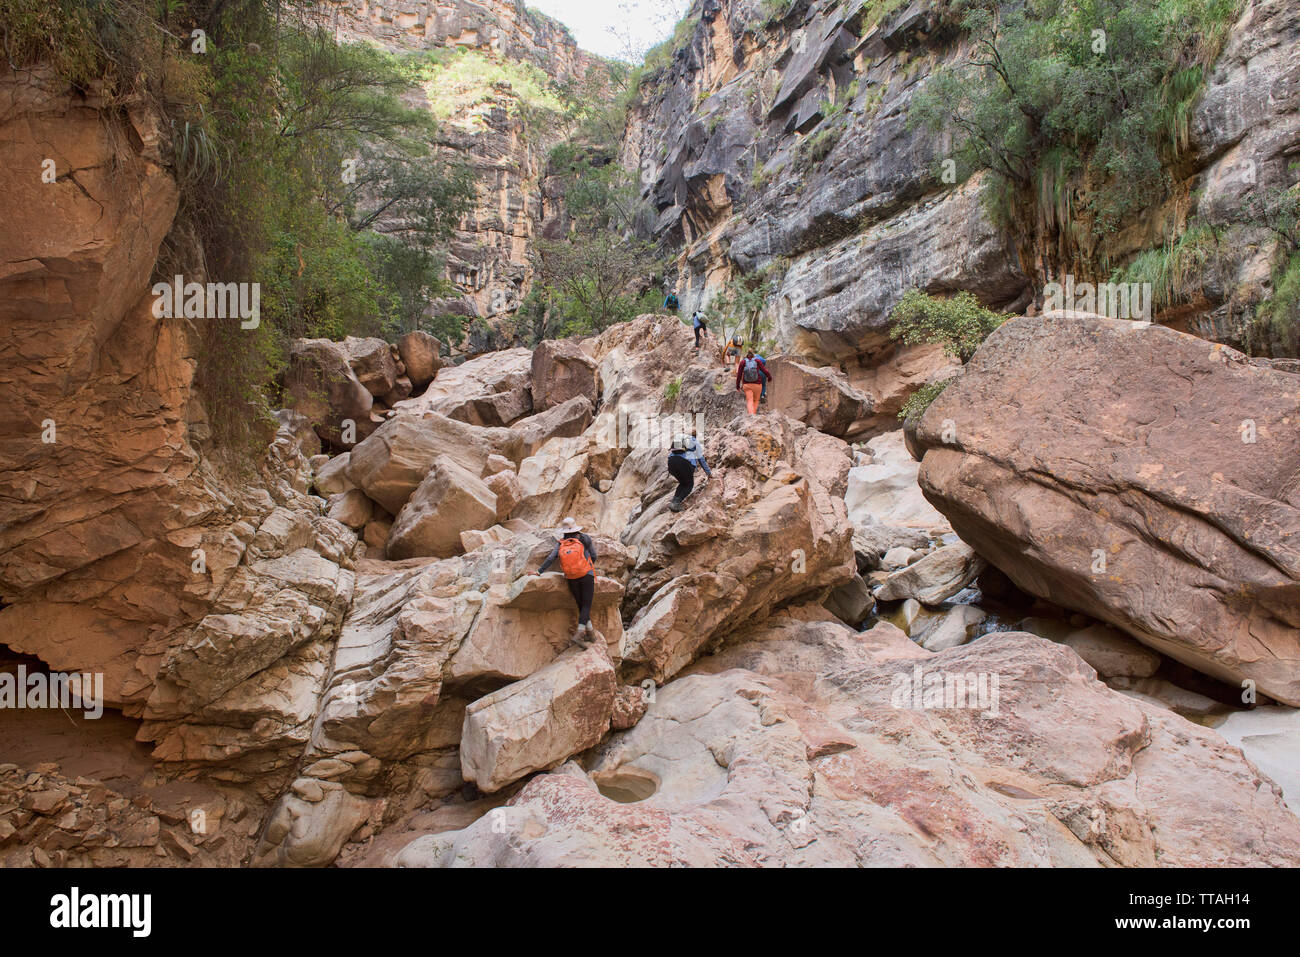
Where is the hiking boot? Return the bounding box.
[669,500,684,512]
[571,626,591,648]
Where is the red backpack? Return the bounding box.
[557,538,593,579]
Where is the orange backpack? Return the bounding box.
[557,538,593,579]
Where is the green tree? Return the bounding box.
[529,145,658,340]
[910,0,1243,265]
[708,274,775,352]
[534,233,659,335]
[888,289,1008,362]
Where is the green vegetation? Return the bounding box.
[664,377,682,402]
[1115,177,1300,355]
[525,149,660,342]
[0,0,150,90]
[910,0,1245,266]
[800,125,841,166]
[888,289,1008,362]
[1242,180,1300,354]
[859,0,908,31]
[751,161,780,191]
[1257,251,1300,354]
[410,47,567,125]
[638,15,698,82]
[2,0,475,450]
[898,379,954,421]
[1111,221,1223,313]
[756,0,797,29]
[708,272,779,352]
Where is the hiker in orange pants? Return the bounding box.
[735,350,771,414]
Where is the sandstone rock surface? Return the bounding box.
[914,315,1300,704]
[389,608,1300,867]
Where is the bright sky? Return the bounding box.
[527,0,692,61]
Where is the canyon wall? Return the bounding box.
[622,0,1300,361]
[325,0,612,329]
[0,67,362,808]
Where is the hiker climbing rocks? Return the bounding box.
[536,517,598,646]
[755,350,769,405]
[692,310,708,349]
[725,336,743,367]
[667,432,712,512]
[735,350,771,415]
[663,291,680,312]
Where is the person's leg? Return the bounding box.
[577,573,595,628]
[668,456,694,507]
[694,326,701,348]
[744,382,761,414]
[566,576,588,643]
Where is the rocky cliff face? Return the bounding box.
[0,67,364,863]
[623,0,1300,360]
[328,0,598,79]
[328,0,610,329]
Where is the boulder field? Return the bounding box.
[243,312,1298,868]
[3,195,1299,869]
[4,0,1298,871]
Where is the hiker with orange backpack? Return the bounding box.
[536,517,599,646]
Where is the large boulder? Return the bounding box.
[327,489,375,530]
[511,395,594,458]
[387,607,1300,867]
[763,357,873,437]
[251,531,634,866]
[874,541,985,604]
[284,339,378,448]
[531,338,599,413]
[396,330,443,389]
[345,413,523,516]
[511,435,603,529]
[618,413,858,683]
[314,453,353,496]
[342,336,399,398]
[460,643,617,794]
[913,315,1300,704]
[669,358,871,438]
[397,347,534,426]
[386,456,499,560]
[253,781,371,868]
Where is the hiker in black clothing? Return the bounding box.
[667,433,713,512]
[536,517,599,646]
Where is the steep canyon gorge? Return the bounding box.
[0,0,1297,875]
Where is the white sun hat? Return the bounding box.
[557,517,583,535]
